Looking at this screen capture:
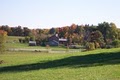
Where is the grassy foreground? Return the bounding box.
[0,48,120,80]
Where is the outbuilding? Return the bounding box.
[29,41,36,46]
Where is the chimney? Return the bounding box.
[56,34,58,37]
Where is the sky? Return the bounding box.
[0,0,120,29]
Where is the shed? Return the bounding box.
[59,38,67,45]
[29,41,36,46]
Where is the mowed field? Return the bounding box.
[0,36,120,80]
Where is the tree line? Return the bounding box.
[0,22,120,49]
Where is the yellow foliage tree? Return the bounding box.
[0,30,7,53]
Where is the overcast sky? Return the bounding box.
[0,0,120,29]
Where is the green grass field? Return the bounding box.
[0,48,120,80]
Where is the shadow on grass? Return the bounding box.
[0,51,120,73]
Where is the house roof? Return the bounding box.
[29,41,36,43]
[59,38,67,41]
[48,34,67,42]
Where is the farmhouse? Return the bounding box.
[48,34,67,46]
[48,35,59,46]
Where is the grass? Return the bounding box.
[0,48,120,80]
[6,36,24,43]
[5,36,42,49]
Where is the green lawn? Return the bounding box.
[0,48,120,80]
[6,36,24,43]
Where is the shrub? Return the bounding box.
[112,39,120,48]
[25,36,30,43]
[86,42,95,50]
[19,38,22,43]
[99,42,106,48]
[95,42,100,48]
[30,36,35,41]
[106,45,113,49]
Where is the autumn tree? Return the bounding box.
[71,33,83,44]
[0,30,7,53]
[43,29,49,34]
[74,25,85,44]
[90,30,105,48]
[23,27,31,36]
[0,25,12,36]
[109,22,118,40]
[74,25,82,34]
[15,26,23,36]
[63,26,69,38]
[58,28,64,38]
[36,29,44,35]
[69,24,76,35]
